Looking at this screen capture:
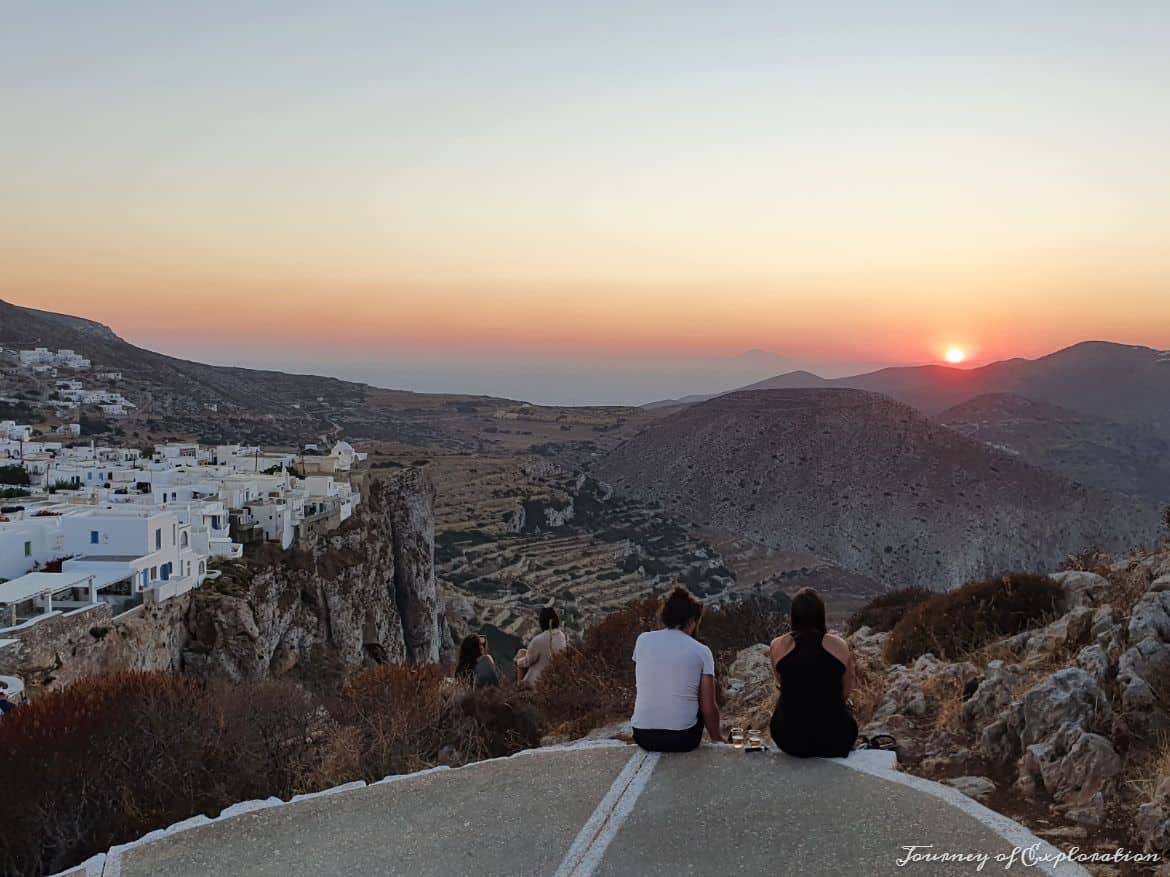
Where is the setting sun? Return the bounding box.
[944,347,967,364]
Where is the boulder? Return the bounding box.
[979,717,1021,764]
[1090,605,1127,661]
[1131,591,1170,644]
[963,661,1020,727]
[1019,668,1111,746]
[1009,607,1095,662]
[920,747,974,775]
[1050,571,1110,610]
[872,666,928,720]
[1014,669,1120,821]
[1119,591,1170,735]
[1136,780,1170,855]
[943,775,996,804]
[724,645,773,699]
[848,627,888,662]
[1075,644,1112,685]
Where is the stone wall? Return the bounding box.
[0,598,193,691]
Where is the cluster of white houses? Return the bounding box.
[0,440,365,633]
[51,379,135,416]
[11,347,92,371]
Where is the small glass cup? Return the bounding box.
[729,727,745,749]
[745,729,765,752]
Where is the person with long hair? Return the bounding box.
[515,606,567,687]
[768,587,858,757]
[630,584,723,752]
[455,634,499,688]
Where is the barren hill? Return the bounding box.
[0,299,365,418]
[938,393,1170,502]
[595,389,1164,590]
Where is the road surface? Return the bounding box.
[89,743,1087,877]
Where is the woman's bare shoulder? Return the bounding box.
[822,632,851,659]
[769,632,794,653]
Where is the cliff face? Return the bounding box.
[183,470,442,680]
[0,469,443,692]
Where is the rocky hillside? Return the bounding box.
[718,544,1170,864]
[596,389,1163,591]
[186,470,443,679]
[0,299,366,431]
[939,393,1170,502]
[0,469,442,690]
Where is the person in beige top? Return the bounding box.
[515,607,567,687]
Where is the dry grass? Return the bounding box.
[1104,561,1155,616]
[1123,732,1170,803]
[850,650,888,728]
[920,673,967,732]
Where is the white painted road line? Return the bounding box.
[554,749,659,877]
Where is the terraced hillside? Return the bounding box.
[370,449,757,656]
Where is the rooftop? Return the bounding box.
[0,571,94,605]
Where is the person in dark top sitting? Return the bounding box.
[455,634,500,688]
[0,688,15,718]
[769,587,858,757]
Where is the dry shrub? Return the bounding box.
[847,587,935,634]
[327,665,541,784]
[1062,548,1113,577]
[701,593,791,657]
[0,672,320,877]
[1103,560,1155,616]
[885,573,1062,665]
[534,600,658,737]
[332,664,451,778]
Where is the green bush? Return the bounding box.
[0,465,30,486]
[884,573,1062,665]
[847,587,935,634]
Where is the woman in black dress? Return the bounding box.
[769,588,858,757]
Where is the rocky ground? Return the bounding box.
[719,544,1170,876]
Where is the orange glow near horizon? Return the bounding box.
[4,5,1170,377]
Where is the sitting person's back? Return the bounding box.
[769,588,857,758]
[516,606,567,687]
[455,634,500,689]
[631,585,723,752]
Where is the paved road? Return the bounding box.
[107,744,1087,877]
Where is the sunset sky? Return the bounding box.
[4,2,1169,403]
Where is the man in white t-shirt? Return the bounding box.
[631,585,723,752]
